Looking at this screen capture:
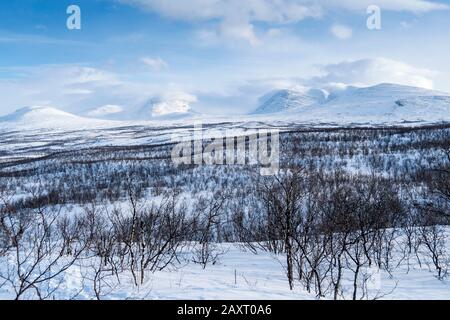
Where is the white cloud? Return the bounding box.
[0,66,118,111]
[220,22,261,46]
[141,57,168,71]
[64,67,119,85]
[120,0,323,45]
[326,0,449,12]
[119,0,448,45]
[197,21,261,46]
[400,21,414,29]
[119,0,323,23]
[331,24,353,39]
[152,100,191,116]
[119,0,448,22]
[313,58,436,89]
[140,91,197,117]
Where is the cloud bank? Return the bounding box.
[313,58,436,89]
[120,0,448,21]
[118,0,448,45]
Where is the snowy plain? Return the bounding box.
[0,239,449,300]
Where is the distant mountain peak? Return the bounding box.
[0,106,78,121]
[252,88,327,114]
[0,105,112,129]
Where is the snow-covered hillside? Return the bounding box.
[316,83,450,118]
[82,96,198,121]
[251,83,450,124]
[0,106,116,130]
[254,88,328,114]
[1,83,450,131]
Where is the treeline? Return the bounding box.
[0,126,449,208]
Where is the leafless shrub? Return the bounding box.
[109,184,188,286]
[0,201,88,300]
[191,193,227,269]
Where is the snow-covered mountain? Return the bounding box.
[84,100,198,121]
[254,88,328,114]
[251,83,450,123]
[83,96,198,121]
[0,106,114,130]
[136,97,198,120]
[321,83,450,116]
[0,104,202,132]
[1,83,450,130]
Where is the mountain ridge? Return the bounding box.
[1,83,450,129]
[250,83,450,123]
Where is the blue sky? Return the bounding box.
[1,0,450,116]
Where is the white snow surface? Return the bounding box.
[1,240,449,300]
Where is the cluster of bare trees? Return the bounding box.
[3,125,448,210]
[1,159,449,300]
[0,179,231,299]
[231,164,449,299]
[0,190,87,300]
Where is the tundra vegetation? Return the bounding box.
[0,125,449,299]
